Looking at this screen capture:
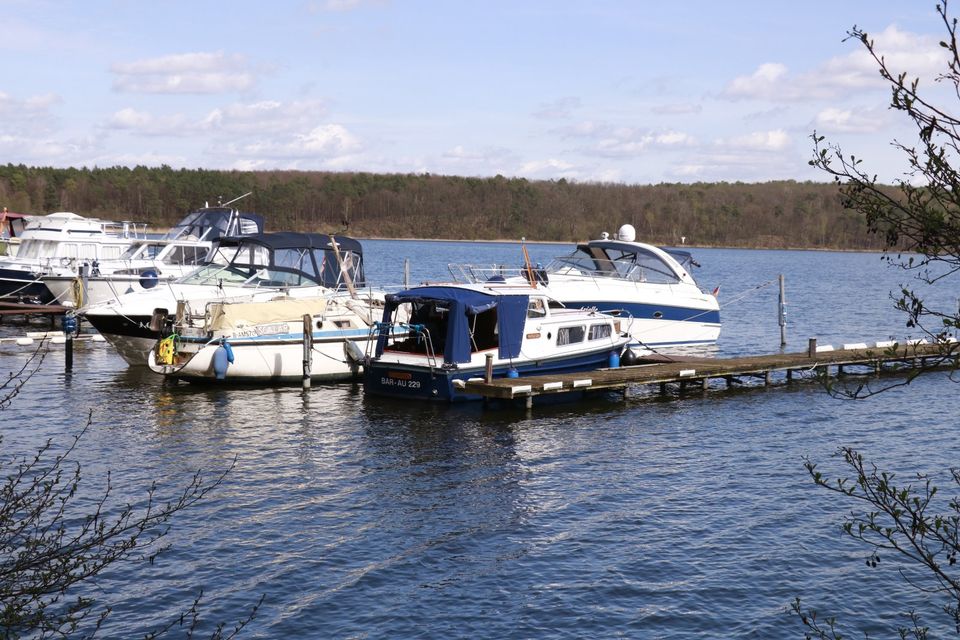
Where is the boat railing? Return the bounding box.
[447,263,551,285]
[377,321,439,370]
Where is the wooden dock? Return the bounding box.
[459,340,957,407]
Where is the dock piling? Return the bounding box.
[302,314,313,389]
[778,274,787,347]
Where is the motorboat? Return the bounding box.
[41,206,265,308]
[359,283,631,402]
[146,290,384,383]
[449,224,720,358]
[0,211,147,304]
[82,231,369,366]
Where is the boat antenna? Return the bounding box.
[219,192,253,208]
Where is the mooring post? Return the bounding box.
[485,353,494,383]
[62,311,77,373]
[302,314,313,389]
[403,258,410,288]
[778,274,787,347]
[808,337,817,358]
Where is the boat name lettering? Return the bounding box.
[232,322,291,338]
[380,375,421,390]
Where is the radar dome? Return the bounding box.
[617,224,636,242]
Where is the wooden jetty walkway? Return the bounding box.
[459,340,957,407]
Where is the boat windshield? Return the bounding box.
[546,245,684,285]
[177,263,323,288]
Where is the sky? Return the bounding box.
[0,1,953,185]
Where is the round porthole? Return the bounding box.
[315,320,324,329]
[547,332,552,339]
[653,311,663,319]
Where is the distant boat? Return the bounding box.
[449,223,720,358]
[0,211,148,305]
[359,283,630,402]
[83,231,370,366]
[41,205,265,308]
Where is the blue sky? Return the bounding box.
[0,1,950,184]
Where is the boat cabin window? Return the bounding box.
[628,249,684,284]
[164,245,209,265]
[556,325,586,346]
[121,243,156,260]
[546,244,684,285]
[588,323,612,340]
[100,245,123,260]
[318,248,366,289]
[527,298,547,318]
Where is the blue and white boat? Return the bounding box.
[360,283,630,402]
[147,291,383,383]
[449,224,720,358]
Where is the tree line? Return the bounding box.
[0,163,887,250]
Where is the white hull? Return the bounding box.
[45,273,184,308]
[150,330,372,383]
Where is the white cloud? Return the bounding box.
[105,99,328,137]
[0,134,99,165]
[556,120,696,157]
[203,100,328,134]
[812,106,891,134]
[0,92,61,134]
[107,108,198,137]
[111,52,256,94]
[719,129,792,152]
[221,124,362,161]
[518,158,576,178]
[720,25,949,103]
[593,129,697,157]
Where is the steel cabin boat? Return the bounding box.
[361,283,630,402]
[83,232,368,365]
[449,224,720,357]
[42,206,265,308]
[0,211,147,304]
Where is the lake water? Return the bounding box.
[2,240,958,638]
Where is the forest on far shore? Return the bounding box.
[0,164,885,250]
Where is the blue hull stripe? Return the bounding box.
[570,299,720,325]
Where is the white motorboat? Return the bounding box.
[360,283,631,402]
[449,224,720,358]
[0,211,147,304]
[82,232,370,366]
[147,291,383,383]
[41,205,264,308]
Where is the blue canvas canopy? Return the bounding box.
[377,286,529,364]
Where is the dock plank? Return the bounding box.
[462,342,956,400]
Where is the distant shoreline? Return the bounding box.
[358,235,885,253]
